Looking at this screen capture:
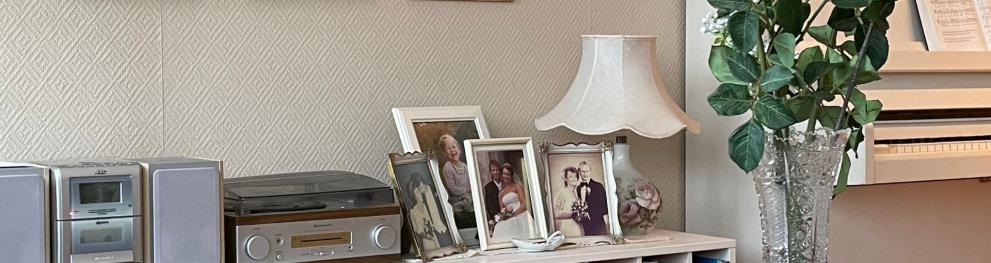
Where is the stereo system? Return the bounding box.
[0,158,400,263]
[224,171,402,262]
[37,160,145,263]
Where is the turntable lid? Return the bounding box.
[224,170,389,199]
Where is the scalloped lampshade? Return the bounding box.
[535,35,700,138]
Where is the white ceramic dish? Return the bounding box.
[511,231,566,252]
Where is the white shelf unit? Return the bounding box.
[882,50,991,73]
[455,230,735,263]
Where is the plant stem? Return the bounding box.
[806,103,819,133]
[796,0,831,43]
[834,23,874,131]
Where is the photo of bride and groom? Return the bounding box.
[474,151,539,244]
[546,153,612,238]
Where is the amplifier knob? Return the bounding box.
[371,225,397,249]
[245,235,271,260]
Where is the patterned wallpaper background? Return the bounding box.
[0,0,687,229]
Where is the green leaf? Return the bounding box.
[709,46,747,85]
[853,99,883,125]
[828,8,860,32]
[827,48,846,63]
[835,56,881,90]
[729,120,766,172]
[786,95,818,122]
[833,152,852,196]
[754,94,797,129]
[729,11,761,53]
[840,41,858,55]
[707,0,753,11]
[864,0,897,22]
[856,26,890,69]
[760,66,794,93]
[772,33,797,67]
[848,128,865,153]
[803,62,839,82]
[833,0,872,9]
[708,83,753,116]
[808,25,836,46]
[769,54,783,67]
[816,106,843,128]
[728,52,761,82]
[813,86,838,101]
[775,0,811,34]
[797,47,825,72]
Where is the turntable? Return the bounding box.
[223,171,401,263]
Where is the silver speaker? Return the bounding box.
[132,157,223,263]
[0,163,48,263]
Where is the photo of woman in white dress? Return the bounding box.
[489,163,536,243]
[552,166,584,237]
[405,172,453,251]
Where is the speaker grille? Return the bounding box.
[151,167,220,262]
[0,172,46,262]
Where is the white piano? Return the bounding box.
[850,88,991,185]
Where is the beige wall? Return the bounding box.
[0,0,688,230]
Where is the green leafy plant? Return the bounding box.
[703,0,897,195]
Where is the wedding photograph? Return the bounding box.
[464,138,548,251]
[545,152,610,238]
[388,153,465,261]
[540,142,621,244]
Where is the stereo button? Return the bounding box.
[245,235,271,260]
[371,225,397,249]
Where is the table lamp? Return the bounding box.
[535,35,700,235]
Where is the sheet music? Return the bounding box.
[975,0,991,49]
[924,0,987,50]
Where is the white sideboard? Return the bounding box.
[447,230,735,263]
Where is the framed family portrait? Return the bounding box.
[540,142,623,244]
[387,152,466,261]
[392,106,491,245]
[464,138,549,251]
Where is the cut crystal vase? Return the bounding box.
[749,129,849,263]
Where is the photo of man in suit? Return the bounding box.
[575,161,608,235]
[483,160,504,232]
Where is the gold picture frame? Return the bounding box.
[387,152,467,262]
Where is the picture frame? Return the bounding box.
[387,152,467,261]
[464,137,549,251]
[539,142,623,244]
[392,106,491,245]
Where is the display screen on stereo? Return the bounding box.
[80,228,123,244]
[291,232,351,248]
[79,182,122,204]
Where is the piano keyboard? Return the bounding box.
[885,140,991,154]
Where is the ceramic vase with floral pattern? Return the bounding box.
[613,137,662,235]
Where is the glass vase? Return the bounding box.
[750,129,849,263]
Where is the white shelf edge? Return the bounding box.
[882,51,991,73]
[454,230,735,263]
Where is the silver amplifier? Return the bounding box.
[230,213,400,262]
[224,171,401,262]
[37,160,143,263]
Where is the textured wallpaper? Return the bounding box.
[0,0,687,230]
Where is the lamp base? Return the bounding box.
[613,137,662,235]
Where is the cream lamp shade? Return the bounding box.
[535,35,701,138]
